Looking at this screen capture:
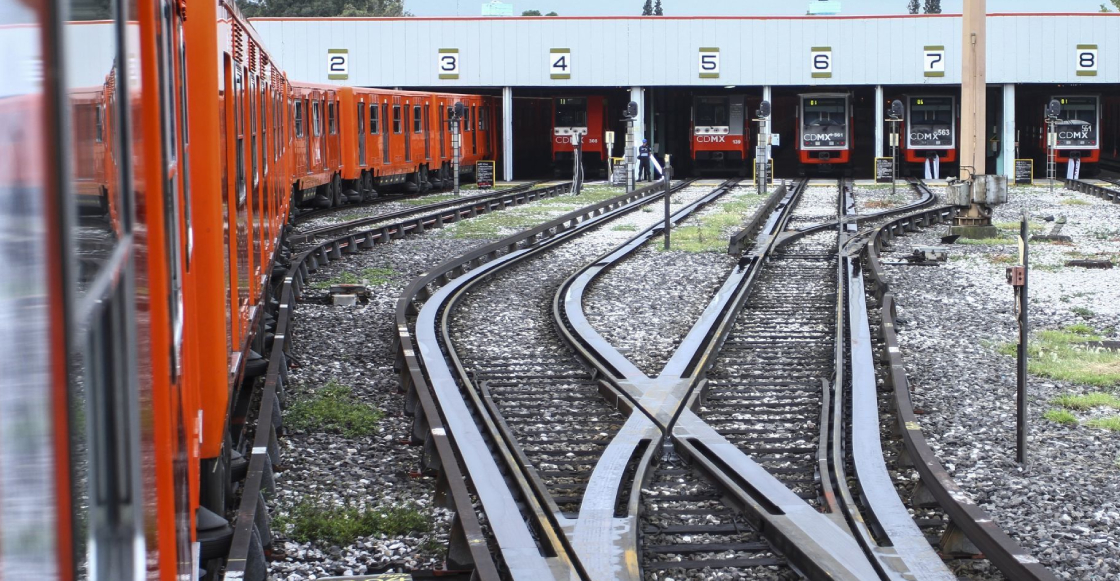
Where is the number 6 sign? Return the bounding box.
[924,45,945,77]
[810,47,832,78]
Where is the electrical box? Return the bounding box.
[1005,265,1025,287]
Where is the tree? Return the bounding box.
[923,0,941,13]
[654,0,663,15]
[522,9,542,15]
[1100,0,1120,10]
[908,0,919,14]
[236,0,410,18]
[642,0,653,16]
[546,11,559,16]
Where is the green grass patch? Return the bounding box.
[662,194,765,253]
[1043,408,1079,426]
[312,267,395,289]
[611,224,639,232]
[994,221,1046,233]
[1061,198,1090,206]
[286,381,384,437]
[274,498,430,545]
[957,236,1012,246]
[997,325,1120,388]
[1052,392,1120,411]
[989,253,1017,264]
[439,186,622,239]
[1086,416,1120,432]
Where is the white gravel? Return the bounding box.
[880,184,1120,580]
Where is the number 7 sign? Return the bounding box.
[924,45,945,77]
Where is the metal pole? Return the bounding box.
[891,121,898,197]
[1017,215,1029,464]
[663,162,672,250]
[453,118,461,195]
[626,118,635,193]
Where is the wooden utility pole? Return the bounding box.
[960,0,986,178]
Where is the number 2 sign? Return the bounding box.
[924,45,945,77]
[550,48,571,80]
[327,49,348,80]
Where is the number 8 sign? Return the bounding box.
[1076,44,1098,77]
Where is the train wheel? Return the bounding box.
[331,174,343,207]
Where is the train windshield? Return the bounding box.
[908,96,954,148]
[555,98,587,127]
[802,96,847,147]
[1053,96,1097,147]
[695,97,729,127]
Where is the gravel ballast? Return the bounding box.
[880,185,1120,580]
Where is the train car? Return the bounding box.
[1102,94,1120,170]
[900,94,958,179]
[796,92,854,174]
[1020,93,1101,178]
[291,82,344,206]
[455,93,499,176]
[691,94,751,175]
[69,86,111,214]
[552,95,608,177]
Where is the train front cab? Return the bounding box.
[552,95,607,177]
[291,83,343,206]
[1051,95,1100,178]
[691,94,750,175]
[796,92,853,174]
[900,94,958,179]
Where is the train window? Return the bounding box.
[369,103,379,134]
[696,97,729,126]
[471,105,477,154]
[329,100,337,135]
[480,106,489,131]
[312,100,321,137]
[96,106,104,142]
[439,104,446,158]
[235,69,246,206]
[260,83,267,174]
[555,97,587,127]
[413,105,422,133]
[464,107,472,131]
[295,100,304,137]
[250,78,258,188]
[393,105,402,134]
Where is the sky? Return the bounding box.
[405,0,1109,16]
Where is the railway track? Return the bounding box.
[291,180,546,226]
[388,176,1058,580]
[1067,177,1120,204]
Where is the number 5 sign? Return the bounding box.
[549,48,571,80]
[1076,44,1098,76]
[924,45,945,77]
[698,47,720,79]
[327,49,348,80]
[810,47,832,78]
[438,48,459,80]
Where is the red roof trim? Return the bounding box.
[249,13,1118,22]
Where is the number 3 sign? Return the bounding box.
[438,48,460,80]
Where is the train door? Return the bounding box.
[439,101,447,159]
[328,95,338,170]
[247,74,260,293]
[358,99,367,166]
[383,102,391,164]
[424,104,431,160]
[312,96,322,169]
[403,102,412,162]
[471,104,478,155]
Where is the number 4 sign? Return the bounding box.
[924,45,945,77]
[550,48,571,80]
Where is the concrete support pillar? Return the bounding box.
[1001,83,1015,179]
[875,85,885,158]
[631,87,645,181]
[960,0,987,177]
[502,87,513,182]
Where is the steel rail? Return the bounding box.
[395,180,691,580]
[862,205,1059,581]
[224,183,578,581]
[556,179,893,580]
[833,180,956,580]
[289,180,555,245]
[1065,178,1120,204]
[292,179,547,226]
